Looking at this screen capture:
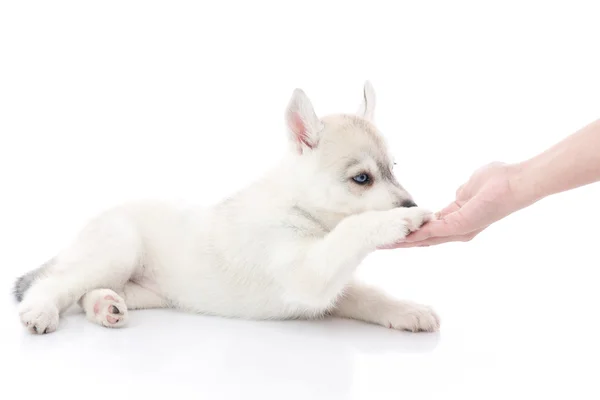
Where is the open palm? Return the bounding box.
[384,162,520,248]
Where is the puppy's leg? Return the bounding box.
[282,207,431,308]
[332,281,440,332]
[79,282,167,328]
[18,215,142,334]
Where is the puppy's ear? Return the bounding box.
[286,89,323,154]
[357,80,376,121]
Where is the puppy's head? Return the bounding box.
[285,82,416,217]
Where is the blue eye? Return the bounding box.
[352,173,371,185]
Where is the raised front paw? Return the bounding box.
[375,207,432,247]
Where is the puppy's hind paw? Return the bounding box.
[83,289,129,328]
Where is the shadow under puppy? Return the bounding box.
[15,81,439,334]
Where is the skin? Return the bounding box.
[385,118,600,248]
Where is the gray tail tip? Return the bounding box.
[13,273,32,302]
[12,260,52,302]
[13,276,24,302]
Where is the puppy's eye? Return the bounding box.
[352,173,371,185]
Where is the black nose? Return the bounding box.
[401,200,417,208]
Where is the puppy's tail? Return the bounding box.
[13,258,55,302]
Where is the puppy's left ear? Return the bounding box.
[357,80,376,121]
[286,89,324,154]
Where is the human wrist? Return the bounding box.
[507,159,546,211]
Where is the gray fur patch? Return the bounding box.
[376,160,394,181]
[344,158,362,171]
[13,258,55,302]
[338,115,395,182]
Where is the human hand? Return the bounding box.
[382,162,524,248]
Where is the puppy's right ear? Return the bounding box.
[285,89,323,154]
[357,80,376,121]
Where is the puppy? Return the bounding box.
[14,82,439,334]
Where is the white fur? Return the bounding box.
[17,82,440,334]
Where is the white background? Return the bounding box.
[1,1,599,399]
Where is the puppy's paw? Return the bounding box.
[381,301,440,332]
[83,289,129,328]
[401,207,433,233]
[19,301,60,334]
[375,207,432,246]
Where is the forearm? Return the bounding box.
[285,208,426,303]
[281,215,374,307]
[511,119,600,207]
[302,213,377,285]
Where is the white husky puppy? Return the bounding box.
[14,82,440,334]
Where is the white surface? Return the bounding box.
[1,2,600,399]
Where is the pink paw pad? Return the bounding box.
[90,295,127,328]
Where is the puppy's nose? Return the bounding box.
[400,200,417,208]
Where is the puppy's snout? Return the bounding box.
[400,200,417,208]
